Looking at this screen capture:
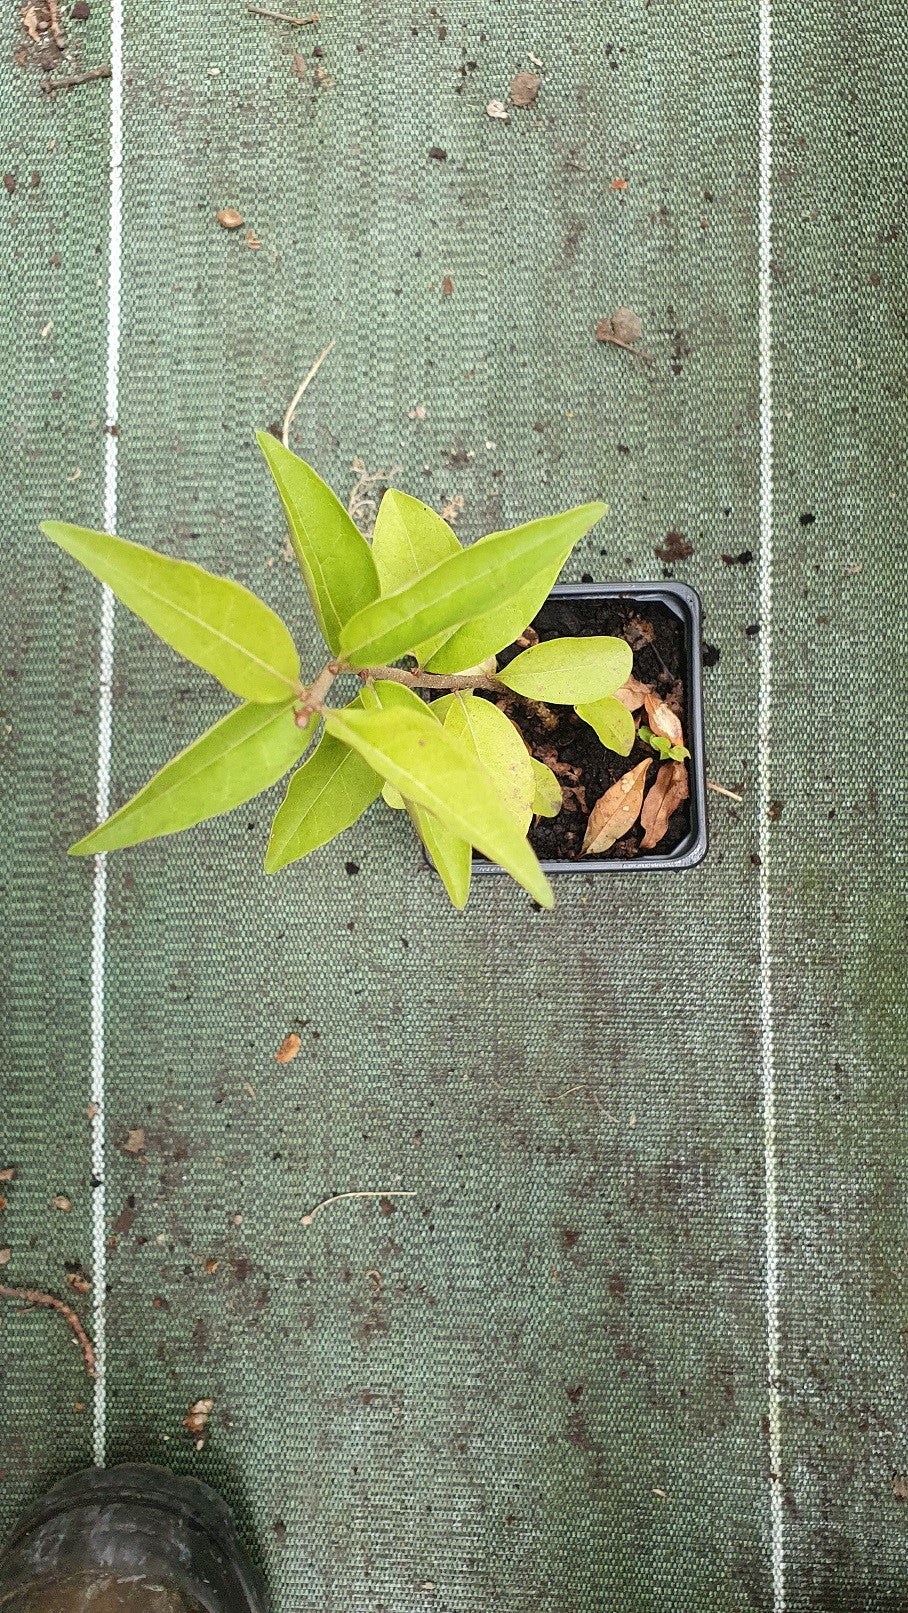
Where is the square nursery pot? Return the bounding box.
[473,580,708,877]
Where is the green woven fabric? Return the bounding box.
[1,3,905,1609]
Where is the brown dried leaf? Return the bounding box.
[643,692,684,747]
[274,1033,302,1064]
[595,307,643,347]
[612,675,651,713]
[639,761,689,850]
[122,1128,145,1154]
[510,71,539,107]
[184,1398,214,1440]
[583,760,650,854]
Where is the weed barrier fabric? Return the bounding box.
[1,4,906,1610]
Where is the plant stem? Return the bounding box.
[295,661,340,722]
[297,660,507,718]
[358,666,505,694]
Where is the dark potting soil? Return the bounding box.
[487,595,692,862]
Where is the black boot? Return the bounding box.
[0,1463,269,1611]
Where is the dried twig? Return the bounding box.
[347,458,400,536]
[0,1283,96,1378]
[281,339,335,448]
[42,63,111,90]
[707,780,744,804]
[301,1190,415,1227]
[246,3,318,21]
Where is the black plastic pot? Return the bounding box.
[473,579,708,877]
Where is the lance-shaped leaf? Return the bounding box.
[337,503,606,670]
[43,522,301,702]
[574,693,636,756]
[407,801,472,908]
[582,760,651,855]
[257,433,380,653]
[323,704,554,907]
[366,680,472,906]
[265,694,382,872]
[443,694,534,830]
[531,757,563,817]
[498,635,632,704]
[640,761,689,850]
[371,490,461,664]
[70,701,315,855]
[426,538,575,674]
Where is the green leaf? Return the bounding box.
[668,743,691,762]
[371,490,461,664]
[531,758,563,817]
[323,704,553,907]
[382,780,406,809]
[406,801,472,908]
[426,532,581,674]
[337,504,606,670]
[43,521,301,703]
[575,693,636,756]
[443,694,534,830]
[363,678,471,905]
[257,433,380,654]
[71,701,315,855]
[498,635,632,704]
[265,695,382,872]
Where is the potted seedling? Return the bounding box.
[42,436,705,910]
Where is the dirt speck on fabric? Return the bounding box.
[216,208,244,230]
[654,530,693,563]
[274,1032,301,1064]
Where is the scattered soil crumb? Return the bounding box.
[486,99,510,121]
[428,145,447,161]
[0,1168,16,1183]
[122,1128,145,1154]
[274,1033,302,1064]
[441,274,454,296]
[53,1195,73,1212]
[509,70,539,106]
[654,530,693,563]
[0,1249,9,1267]
[438,493,464,524]
[216,208,244,230]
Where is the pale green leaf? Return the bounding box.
[406,802,472,908]
[531,757,563,817]
[337,504,606,670]
[371,490,461,664]
[323,705,553,907]
[265,695,382,872]
[257,433,380,653]
[43,521,301,702]
[365,678,471,904]
[498,635,632,704]
[443,694,534,830]
[575,693,636,756]
[425,528,585,674]
[70,701,315,855]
